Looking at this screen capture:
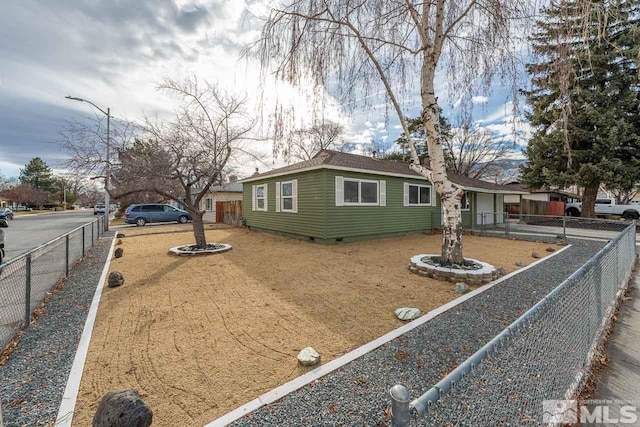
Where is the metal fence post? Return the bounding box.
[562,215,567,241]
[82,226,85,257]
[481,212,485,235]
[24,254,32,328]
[65,234,69,277]
[92,220,94,243]
[390,385,411,427]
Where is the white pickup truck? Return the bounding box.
[565,198,640,219]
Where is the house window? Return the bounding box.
[461,193,470,211]
[279,181,294,212]
[407,184,432,206]
[256,184,267,211]
[205,198,213,211]
[343,179,379,205]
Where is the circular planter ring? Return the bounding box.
[408,254,499,285]
[169,243,232,256]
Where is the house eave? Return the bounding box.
[240,164,528,195]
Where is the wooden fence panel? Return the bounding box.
[222,201,242,226]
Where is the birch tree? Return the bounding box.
[253,0,530,264]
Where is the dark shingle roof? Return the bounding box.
[243,150,526,194]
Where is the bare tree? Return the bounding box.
[252,0,531,264]
[59,112,139,180]
[286,121,344,161]
[113,77,257,248]
[444,124,513,181]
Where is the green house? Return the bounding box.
[241,150,527,243]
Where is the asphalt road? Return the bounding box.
[2,211,98,260]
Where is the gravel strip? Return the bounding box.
[231,238,605,427]
[0,234,114,426]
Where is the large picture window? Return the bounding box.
[343,179,379,205]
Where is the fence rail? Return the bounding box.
[392,220,637,426]
[0,216,104,353]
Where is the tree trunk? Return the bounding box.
[191,210,207,248]
[420,62,464,265]
[581,183,599,218]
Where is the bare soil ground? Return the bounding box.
[73,228,558,426]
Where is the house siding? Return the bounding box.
[201,192,243,222]
[323,169,437,241]
[243,169,327,239]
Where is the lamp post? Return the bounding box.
[65,96,110,232]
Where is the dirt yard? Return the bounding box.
[74,228,558,426]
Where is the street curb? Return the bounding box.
[204,244,573,427]
[54,235,116,427]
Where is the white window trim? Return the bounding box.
[255,184,268,212]
[205,197,213,211]
[343,178,380,206]
[279,180,298,213]
[405,183,434,206]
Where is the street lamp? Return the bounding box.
[65,96,111,232]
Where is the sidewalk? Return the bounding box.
[593,272,640,418]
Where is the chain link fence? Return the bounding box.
[391,221,637,426]
[0,216,104,353]
[431,211,634,241]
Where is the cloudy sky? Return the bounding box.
[0,0,525,178]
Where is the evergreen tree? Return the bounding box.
[388,114,451,162]
[19,157,56,193]
[521,0,640,217]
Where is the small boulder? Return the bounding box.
[454,282,469,294]
[116,233,125,238]
[116,239,123,246]
[93,389,152,427]
[496,267,506,276]
[395,307,421,321]
[108,271,124,288]
[531,251,542,259]
[515,260,525,267]
[114,248,124,259]
[545,247,556,253]
[297,347,321,366]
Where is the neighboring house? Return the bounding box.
[503,182,581,214]
[241,150,527,243]
[199,181,243,223]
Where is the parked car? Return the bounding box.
[14,206,31,212]
[0,219,7,264]
[94,204,106,215]
[565,198,640,219]
[0,207,14,220]
[124,204,191,226]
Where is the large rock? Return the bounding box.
[454,282,469,294]
[114,248,124,259]
[108,271,124,288]
[531,251,542,259]
[395,307,420,321]
[546,247,556,253]
[515,260,525,267]
[116,239,123,246]
[93,389,152,427]
[116,233,126,238]
[297,347,321,366]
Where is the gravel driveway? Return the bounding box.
[0,233,114,426]
[230,237,605,427]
